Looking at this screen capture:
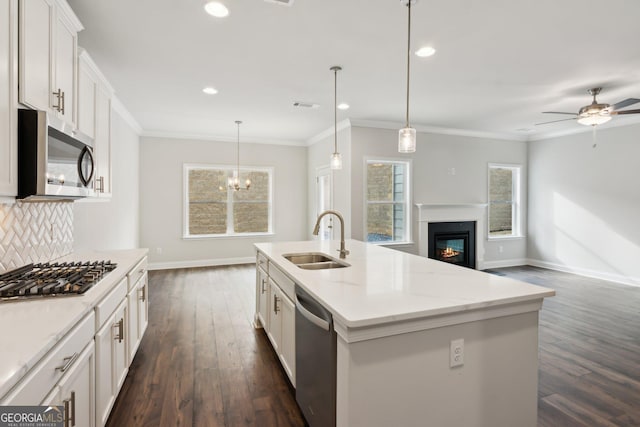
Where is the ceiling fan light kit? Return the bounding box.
[538,87,640,128]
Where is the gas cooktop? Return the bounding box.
[0,261,117,301]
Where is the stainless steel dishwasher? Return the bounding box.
[295,284,337,427]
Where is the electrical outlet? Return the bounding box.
[450,339,464,368]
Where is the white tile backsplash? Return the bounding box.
[0,202,73,273]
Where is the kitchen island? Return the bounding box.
[255,239,555,427]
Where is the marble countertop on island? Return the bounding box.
[255,240,555,337]
[0,248,148,399]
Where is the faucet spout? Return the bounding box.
[313,210,349,259]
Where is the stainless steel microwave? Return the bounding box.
[18,109,96,200]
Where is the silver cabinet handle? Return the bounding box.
[62,391,76,427]
[114,318,124,343]
[95,176,105,193]
[261,278,266,294]
[55,353,79,372]
[273,295,280,314]
[52,89,63,112]
[139,285,146,301]
[60,90,65,114]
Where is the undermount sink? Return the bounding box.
[283,252,350,270]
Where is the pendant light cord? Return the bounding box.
[405,0,411,128]
[235,120,241,176]
[334,67,338,154]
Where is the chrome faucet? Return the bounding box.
[313,210,349,259]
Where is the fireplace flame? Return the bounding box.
[442,247,459,258]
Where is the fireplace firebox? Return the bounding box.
[428,221,476,269]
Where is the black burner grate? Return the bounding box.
[0,261,117,301]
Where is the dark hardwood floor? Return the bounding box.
[107,264,640,427]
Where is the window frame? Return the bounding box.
[363,158,412,246]
[487,163,522,240]
[183,163,274,239]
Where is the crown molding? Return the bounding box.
[349,119,528,142]
[140,129,306,147]
[306,119,353,146]
[111,96,143,135]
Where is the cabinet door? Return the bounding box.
[280,292,296,386]
[267,280,281,353]
[94,84,111,196]
[0,0,17,196]
[52,5,76,126]
[127,284,141,364]
[18,0,53,111]
[77,53,96,138]
[95,300,127,427]
[137,273,149,338]
[256,267,269,329]
[42,342,95,427]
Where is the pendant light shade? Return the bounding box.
[228,120,251,191]
[330,65,343,170]
[398,0,416,153]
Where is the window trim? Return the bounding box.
[183,163,274,239]
[363,157,412,245]
[487,163,522,240]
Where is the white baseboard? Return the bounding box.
[148,256,255,271]
[526,258,640,288]
[480,258,528,270]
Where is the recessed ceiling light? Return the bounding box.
[204,1,229,18]
[202,87,218,95]
[415,46,436,57]
[337,103,350,110]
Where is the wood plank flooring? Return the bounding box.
[107,264,640,427]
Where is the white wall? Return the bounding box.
[73,110,140,250]
[140,136,307,269]
[528,124,640,286]
[306,126,352,239]
[349,126,528,266]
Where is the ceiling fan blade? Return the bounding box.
[610,98,640,111]
[542,111,578,115]
[535,117,578,126]
[610,109,640,115]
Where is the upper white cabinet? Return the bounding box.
[0,0,17,197]
[18,0,82,127]
[77,50,113,197]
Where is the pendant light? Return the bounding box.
[330,65,343,170]
[398,0,416,153]
[228,120,251,191]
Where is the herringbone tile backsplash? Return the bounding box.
[0,202,74,274]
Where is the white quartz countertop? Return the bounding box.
[0,248,148,399]
[255,240,555,330]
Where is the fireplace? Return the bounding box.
[428,221,476,269]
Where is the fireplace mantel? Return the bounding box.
[415,203,488,269]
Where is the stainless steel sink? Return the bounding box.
[283,252,349,270]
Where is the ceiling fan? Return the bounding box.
[536,87,640,126]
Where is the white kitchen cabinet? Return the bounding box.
[0,0,17,197]
[127,272,148,364]
[93,83,112,196]
[255,252,295,386]
[43,341,95,427]
[18,0,81,126]
[256,265,269,330]
[77,49,114,197]
[95,298,127,427]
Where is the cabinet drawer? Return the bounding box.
[95,277,127,329]
[269,263,294,301]
[257,251,268,273]
[127,256,148,291]
[1,311,95,405]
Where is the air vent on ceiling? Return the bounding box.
[293,102,319,109]
[265,0,294,6]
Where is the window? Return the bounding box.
[488,164,521,238]
[365,159,411,244]
[184,164,273,237]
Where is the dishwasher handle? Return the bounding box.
[296,294,330,331]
